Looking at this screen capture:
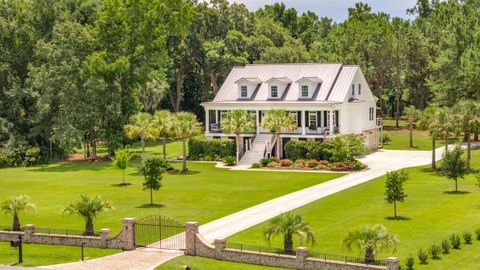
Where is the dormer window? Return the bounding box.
[240,86,248,98]
[271,86,278,98]
[351,84,355,96]
[301,85,309,97]
[358,84,361,95]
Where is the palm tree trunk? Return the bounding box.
[85,219,94,236]
[276,133,281,159]
[182,138,187,172]
[141,138,145,156]
[284,234,293,254]
[444,137,448,152]
[83,140,87,160]
[122,170,125,185]
[365,248,374,263]
[432,137,436,170]
[409,120,413,148]
[236,134,241,162]
[455,178,458,192]
[467,132,471,171]
[12,214,20,231]
[162,137,167,161]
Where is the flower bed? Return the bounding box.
[252,157,367,172]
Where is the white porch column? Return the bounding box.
[205,109,210,135]
[256,110,260,135]
[329,107,334,134]
[301,110,306,135]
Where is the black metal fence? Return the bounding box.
[135,215,184,250]
[308,251,386,266]
[225,242,386,266]
[35,227,99,236]
[0,224,21,232]
[226,242,291,255]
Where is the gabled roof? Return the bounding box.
[265,77,292,84]
[212,63,361,104]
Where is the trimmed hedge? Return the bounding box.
[284,140,333,161]
[188,137,236,161]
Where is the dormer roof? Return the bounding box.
[234,77,263,84]
[265,77,292,84]
[296,77,323,83]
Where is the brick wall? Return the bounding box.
[0,218,136,250]
[185,222,399,270]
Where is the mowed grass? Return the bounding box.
[157,256,284,270]
[0,140,343,266]
[228,150,480,270]
[0,242,119,267]
[382,118,433,150]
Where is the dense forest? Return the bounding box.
[1,0,479,163]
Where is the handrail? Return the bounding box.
[263,135,276,158]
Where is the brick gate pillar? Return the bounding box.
[386,257,400,270]
[23,224,35,243]
[185,222,199,256]
[122,218,136,250]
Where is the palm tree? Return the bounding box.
[404,106,419,148]
[221,110,256,162]
[264,213,316,254]
[418,107,441,169]
[343,224,398,263]
[174,112,201,172]
[153,110,174,161]
[124,112,157,156]
[1,195,35,231]
[437,108,459,152]
[63,195,114,236]
[261,110,296,159]
[455,100,480,170]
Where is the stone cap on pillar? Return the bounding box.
[24,224,35,229]
[296,247,309,257]
[185,222,199,233]
[386,257,400,262]
[214,239,226,249]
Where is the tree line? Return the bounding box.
[1,0,480,164]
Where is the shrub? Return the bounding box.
[269,157,280,163]
[441,239,450,254]
[417,249,428,264]
[267,162,280,168]
[463,232,472,244]
[279,159,292,167]
[224,156,236,166]
[306,160,319,168]
[326,134,367,162]
[319,160,329,166]
[295,159,306,167]
[24,147,41,166]
[429,244,441,259]
[291,163,303,169]
[188,138,235,161]
[0,153,8,168]
[382,134,392,144]
[251,163,261,169]
[260,158,269,167]
[405,255,414,270]
[353,160,365,170]
[475,228,480,240]
[314,164,328,170]
[284,140,307,160]
[450,234,461,249]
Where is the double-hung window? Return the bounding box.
[301,85,309,97]
[271,86,278,98]
[358,84,361,95]
[351,84,355,96]
[240,86,248,98]
[369,107,374,121]
[309,112,317,128]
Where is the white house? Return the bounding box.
[201,63,382,164]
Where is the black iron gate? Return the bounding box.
[135,215,185,250]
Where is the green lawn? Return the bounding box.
[157,255,285,270]
[0,140,342,266]
[0,242,119,267]
[228,150,480,270]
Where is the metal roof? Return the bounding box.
[213,63,359,103]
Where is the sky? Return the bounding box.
[231,0,418,22]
